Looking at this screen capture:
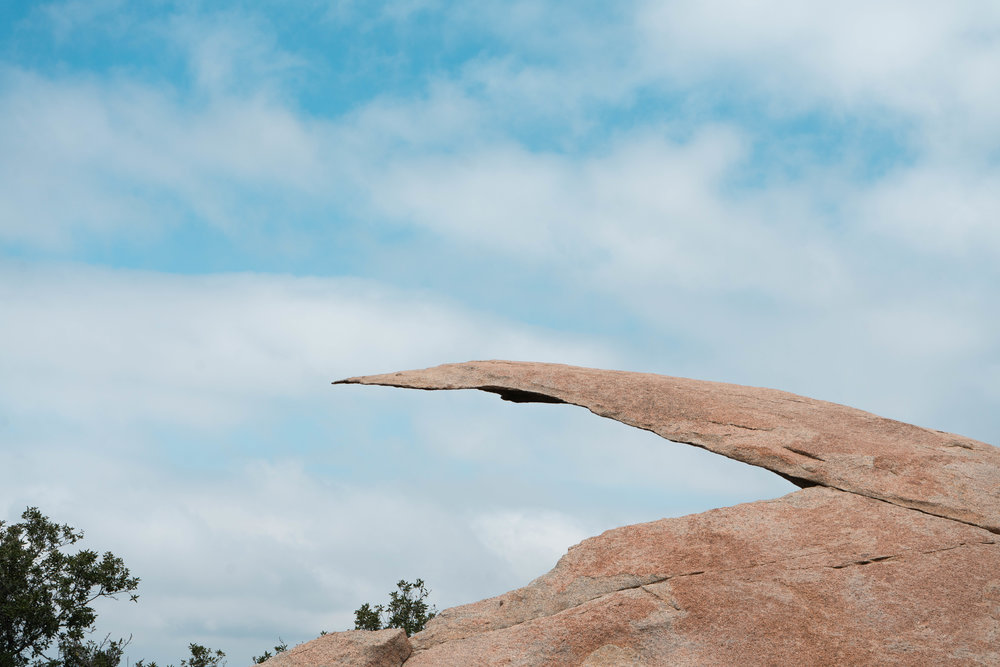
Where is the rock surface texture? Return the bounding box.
[262,629,411,667]
[287,361,1000,665]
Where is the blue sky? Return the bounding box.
[2,0,999,663]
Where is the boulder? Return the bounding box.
[303,361,1000,665]
[260,629,410,667]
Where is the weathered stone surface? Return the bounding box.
[336,361,1000,533]
[405,488,999,665]
[261,629,410,667]
[318,360,1000,665]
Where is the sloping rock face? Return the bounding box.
[301,361,1000,665]
[404,489,997,665]
[262,629,410,667]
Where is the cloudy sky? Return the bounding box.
[2,0,998,663]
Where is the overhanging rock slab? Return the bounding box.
[302,361,1000,665]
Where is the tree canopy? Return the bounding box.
[0,507,140,667]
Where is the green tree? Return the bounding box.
[58,634,129,667]
[133,643,225,667]
[251,639,287,664]
[0,507,139,667]
[352,603,382,632]
[353,580,436,636]
[179,644,224,667]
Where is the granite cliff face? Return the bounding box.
[286,361,1000,665]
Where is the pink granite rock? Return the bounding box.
[405,488,998,665]
[315,361,1000,665]
[260,629,410,667]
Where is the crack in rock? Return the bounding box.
[782,445,825,461]
[639,582,684,611]
[806,539,997,571]
[707,419,777,432]
[829,555,895,569]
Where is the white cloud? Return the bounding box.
[0,263,614,430]
[6,2,999,279]
[165,11,309,97]
[864,302,988,362]
[637,2,998,101]
[39,0,128,41]
[635,1,1000,151]
[334,79,489,153]
[0,68,328,248]
[853,161,1000,257]
[365,126,848,305]
[472,509,590,582]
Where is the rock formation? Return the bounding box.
[294,361,999,665]
[263,630,411,667]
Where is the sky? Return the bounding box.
[1,0,998,663]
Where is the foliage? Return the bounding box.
[57,635,129,667]
[353,580,437,636]
[352,604,382,632]
[1,507,313,667]
[179,644,224,667]
[251,640,287,664]
[133,643,225,667]
[0,507,139,667]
